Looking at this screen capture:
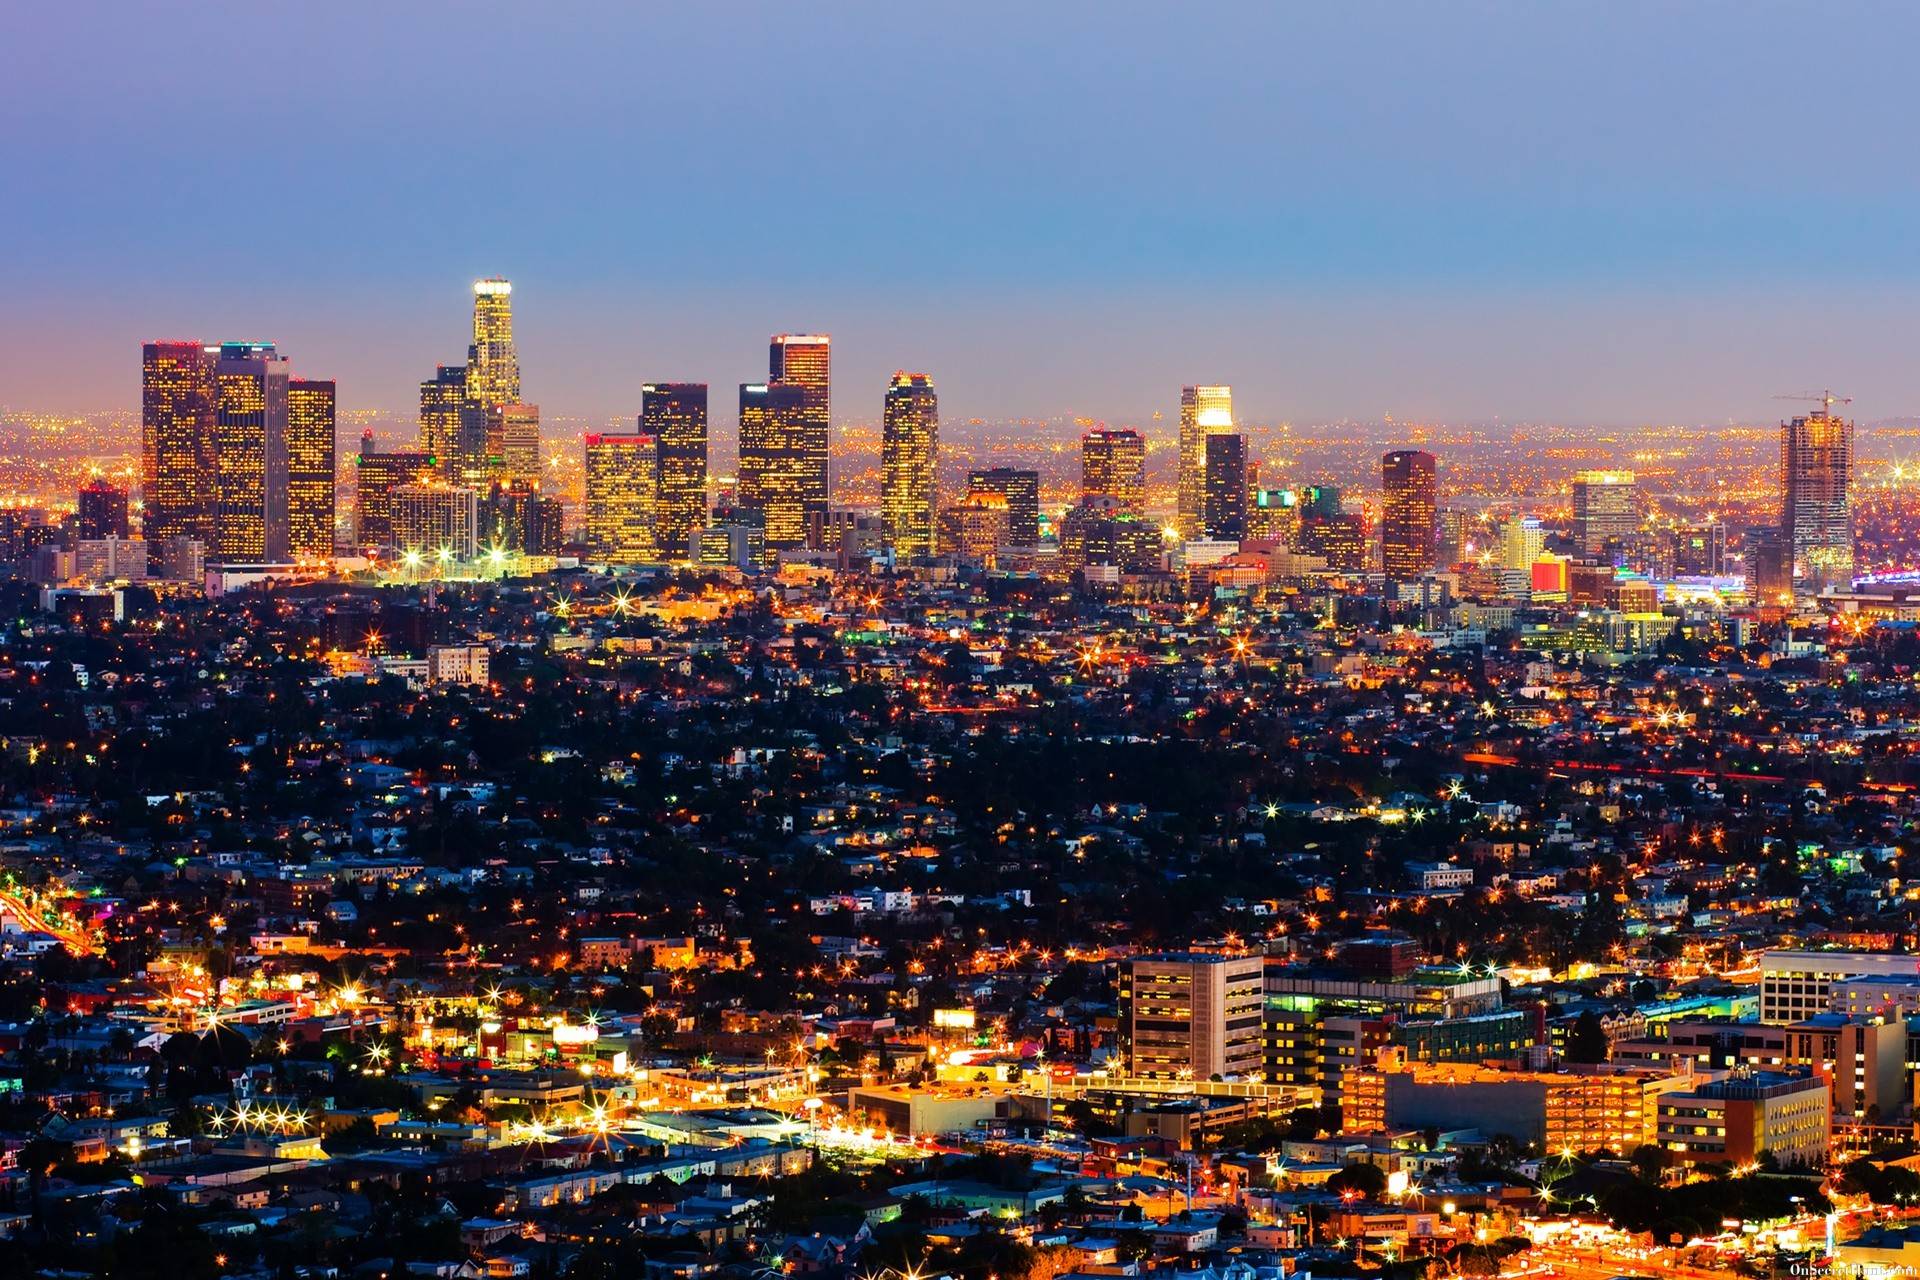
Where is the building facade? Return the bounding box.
[881,372,939,560]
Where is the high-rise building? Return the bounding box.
[418,365,466,468]
[487,403,541,481]
[142,341,218,544]
[1673,521,1727,576]
[737,382,812,548]
[1082,427,1146,512]
[769,334,831,531]
[1381,449,1438,579]
[465,278,520,412]
[1202,433,1248,541]
[1571,470,1637,558]
[965,468,1040,547]
[938,492,1012,565]
[1500,516,1544,572]
[643,383,709,557]
[354,434,435,549]
[881,372,939,560]
[1177,385,1234,540]
[482,478,564,555]
[1782,405,1854,594]
[1747,527,1793,606]
[584,432,659,563]
[211,342,292,563]
[1118,952,1266,1081]
[77,476,130,540]
[391,480,480,562]
[1059,497,1163,573]
[286,379,336,561]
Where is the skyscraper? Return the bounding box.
[211,341,291,563]
[466,279,520,411]
[419,365,466,468]
[966,468,1040,546]
[142,341,218,544]
[482,478,564,555]
[1571,470,1637,558]
[354,433,434,549]
[643,383,709,557]
[1500,516,1545,572]
[1782,404,1854,594]
[286,379,336,561]
[584,432,659,563]
[881,372,939,560]
[391,480,480,562]
[77,476,130,541]
[1082,427,1146,512]
[487,403,541,481]
[738,382,812,548]
[1178,385,1233,540]
[769,334,831,531]
[1381,449,1438,579]
[1202,433,1248,541]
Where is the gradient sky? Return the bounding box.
[5,1,1920,429]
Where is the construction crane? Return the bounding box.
[1775,389,1853,414]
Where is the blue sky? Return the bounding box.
[5,1,1919,427]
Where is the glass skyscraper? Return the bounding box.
[881,372,939,560]
[643,382,709,557]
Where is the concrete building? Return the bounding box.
[1655,1070,1829,1168]
[1119,952,1266,1081]
[1760,950,1920,1024]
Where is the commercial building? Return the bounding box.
[1781,403,1854,594]
[965,468,1040,547]
[141,340,218,545]
[418,365,467,468]
[354,435,435,549]
[880,372,939,560]
[486,402,541,482]
[1082,427,1146,513]
[1570,470,1637,557]
[211,341,292,564]
[1381,450,1438,578]
[465,278,521,413]
[1759,950,1920,1024]
[937,493,1011,565]
[584,432,659,563]
[1202,433,1248,542]
[768,334,831,535]
[738,382,813,548]
[642,383,708,556]
[1655,1070,1829,1168]
[77,477,130,540]
[285,378,336,561]
[391,480,480,562]
[1118,952,1266,1081]
[1177,385,1233,540]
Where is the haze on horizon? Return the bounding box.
[5,1,1920,432]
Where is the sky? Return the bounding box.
[5,1,1920,430]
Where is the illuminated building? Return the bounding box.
[738,382,811,547]
[1118,952,1266,1081]
[938,492,1011,564]
[1499,516,1544,572]
[354,434,435,549]
[1082,427,1145,512]
[881,372,939,559]
[142,341,218,543]
[75,536,149,583]
[1202,432,1248,541]
[1673,520,1726,576]
[487,403,541,481]
[1655,1072,1828,1168]
[154,535,205,583]
[1177,384,1233,539]
[1746,527,1792,605]
[768,334,831,530]
[77,477,130,540]
[1380,449,1437,579]
[1247,486,1299,544]
[391,480,480,562]
[286,378,336,561]
[1758,949,1920,1025]
[418,365,467,470]
[584,432,658,563]
[1437,508,1473,565]
[1782,405,1854,593]
[1571,469,1637,558]
[482,478,564,555]
[1059,497,1162,573]
[643,382,708,556]
[211,341,292,563]
[465,278,521,412]
[1296,487,1366,572]
[965,468,1039,546]
[692,504,766,571]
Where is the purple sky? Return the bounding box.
[5,2,1920,429]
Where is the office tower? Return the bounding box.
[1747,527,1793,606]
[768,334,831,529]
[354,434,435,548]
[737,382,811,548]
[1177,385,1234,539]
[1571,469,1637,557]
[418,365,466,467]
[965,468,1040,546]
[482,478,563,555]
[211,342,292,563]
[77,477,130,540]
[465,278,520,412]
[1381,449,1438,579]
[155,535,205,584]
[693,504,767,572]
[1781,404,1855,594]
[881,372,940,560]
[487,402,541,481]
[1202,432,1248,541]
[938,492,1012,565]
[643,382,709,556]
[1673,520,1727,576]
[1082,427,1146,512]
[1296,486,1367,571]
[75,537,149,583]
[584,432,659,563]
[1059,498,1163,573]
[1247,486,1299,544]
[1118,952,1266,1081]
[286,379,336,561]
[1436,508,1472,566]
[1499,516,1544,572]
[142,341,219,543]
[391,480,480,562]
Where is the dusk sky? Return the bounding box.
[6,2,1919,428]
